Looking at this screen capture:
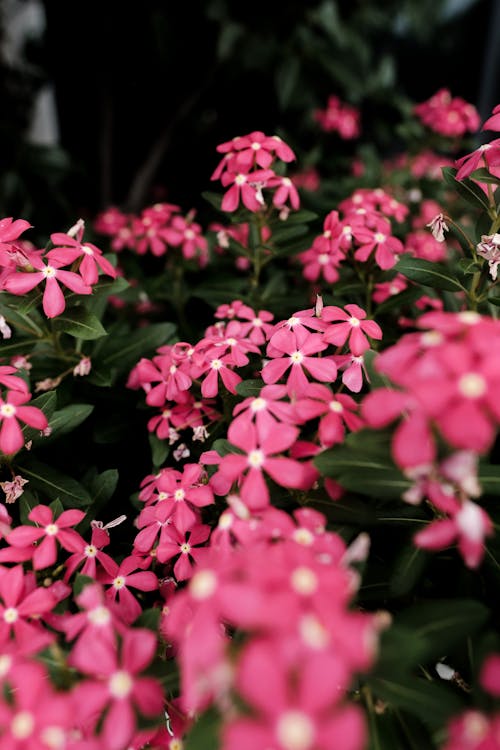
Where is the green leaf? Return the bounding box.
[211,438,243,457]
[17,457,92,508]
[276,56,300,109]
[0,296,45,337]
[389,546,429,597]
[99,322,176,374]
[368,675,463,730]
[185,708,220,750]
[53,307,107,340]
[470,167,500,185]
[19,489,39,524]
[87,468,119,508]
[49,498,65,518]
[394,256,466,293]
[42,404,94,443]
[149,433,169,468]
[235,379,263,397]
[479,463,500,493]
[442,166,491,213]
[395,599,489,662]
[136,607,161,632]
[202,191,223,211]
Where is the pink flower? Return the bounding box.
[71,628,164,750]
[157,523,211,580]
[455,139,500,180]
[0,565,55,650]
[414,89,480,136]
[2,255,92,318]
[322,304,382,355]
[224,640,366,750]
[7,504,85,570]
[264,335,337,397]
[48,227,117,285]
[0,389,48,455]
[199,354,242,398]
[295,384,363,447]
[220,168,275,212]
[314,95,361,139]
[414,499,493,568]
[213,420,307,508]
[482,103,500,131]
[99,556,158,623]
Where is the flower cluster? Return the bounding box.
[165,515,383,750]
[0,365,48,455]
[299,187,407,279]
[313,95,361,139]
[0,218,117,318]
[95,203,208,265]
[211,131,299,213]
[414,89,480,137]
[0,500,164,750]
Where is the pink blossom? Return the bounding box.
[48,227,117,285]
[0,389,48,455]
[322,304,382,355]
[414,89,480,136]
[71,628,164,750]
[0,565,55,650]
[98,555,158,623]
[7,504,85,570]
[263,328,337,397]
[157,523,211,580]
[314,95,361,139]
[213,420,307,508]
[414,499,493,568]
[220,168,275,212]
[482,103,500,131]
[295,384,363,447]
[3,254,92,318]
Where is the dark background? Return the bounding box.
[1,0,499,231]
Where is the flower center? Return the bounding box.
[184,229,195,240]
[40,726,66,749]
[290,567,318,595]
[45,523,59,536]
[290,350,304,365]
[276,711,315,750]
[189,569,218,600]
[251,397,267,412]
[420,331,443,347]
[180,542,191,554]
[235,174,247,186]
[0,655,12,678]
[318,253,329,265]
[287,316,300,328]
[88,605,111,626]
[329,400,343,413]
[349,316,360,327]
[252,317,263,327]
[248,449,265,468]
[11,711,35,740]
[84,544,97,557]
[42,265,57,278]
[292,528,314,546]
[3,607,18,623]
[458,373,487,399]
[82,245,94,255]
[374,232,386,243]
[174,489,185,501]
[299,614,330,649]
[113,576,126,589]
[109,670,133,699]
[458,311,481,325]
[210,359,222,370]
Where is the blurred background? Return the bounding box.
[0,0,498,236]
